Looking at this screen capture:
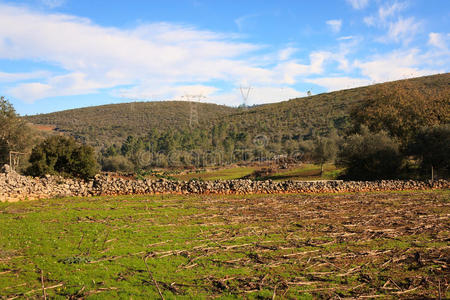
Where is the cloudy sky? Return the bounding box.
[0,0,449,115]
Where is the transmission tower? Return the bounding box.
[240,85,252,107]
[182,94,205,127]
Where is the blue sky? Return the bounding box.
[0,0,449,115]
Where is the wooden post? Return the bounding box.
[8,151,26,172]
[431,165,434,181]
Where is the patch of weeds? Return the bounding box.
[59,256,92,264]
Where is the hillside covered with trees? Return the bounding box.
[21,73,450,176]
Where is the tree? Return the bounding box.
[408,125,450,178]
[337,127,404,180]
[121,136,136,156]
[27,136,98,179]
[312,136,338,176]
[0,96,34,166]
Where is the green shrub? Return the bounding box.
[337,127,404,180]
[408,124,450,178]
[27,136,98,179]
[102,155,134,172]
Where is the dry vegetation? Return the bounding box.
[0,190,448,299]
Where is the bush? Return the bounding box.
[27,136,98,179]
[408,124,450,178]
[101,155,134,172]
[337,127,404,180]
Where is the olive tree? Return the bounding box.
[312,136,338,176]
[337,127,404,180]
[0,96,34,167]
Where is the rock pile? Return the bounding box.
[1,165,448,202]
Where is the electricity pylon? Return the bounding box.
[240,85,252,108]
[182,94,205,128]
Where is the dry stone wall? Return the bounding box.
[1,165,448,202]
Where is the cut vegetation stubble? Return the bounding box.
[0,190,449,299]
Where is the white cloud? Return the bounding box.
[0,4,327,103]
[308,51,333,73]
[0,70,50,83]
[8,72,120,103]
[354,49,439,83]
[346,0,369,10]
[378,1,408,21]
[327,37,363,72]
[364,2,421,45]
[384,17,421,45]
[41,0,65,8]
[278,47,297,61]
[271,51,333,84]
[428,32,449,50]
[363,16,376,26]
[304,77,372,91]
[0,2,444,107]
[0,4,257,76]
[337,36,355,41]
[326,19,342,33]
[365,1,407,26]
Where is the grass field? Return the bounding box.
[262,164,343,181]
[0,191,449,299]
[173,167,256,181]
[171,164,343,182]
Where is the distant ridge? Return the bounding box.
[25,73,450,147]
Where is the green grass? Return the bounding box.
[173,166,256,181]
[264,164,344,181]
[0,190,448,298]
[171,164,344,182]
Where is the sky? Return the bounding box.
[0,0,449,115]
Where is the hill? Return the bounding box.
[223,73,449,137]
[24,73,449,169]
[26,101,236,146]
